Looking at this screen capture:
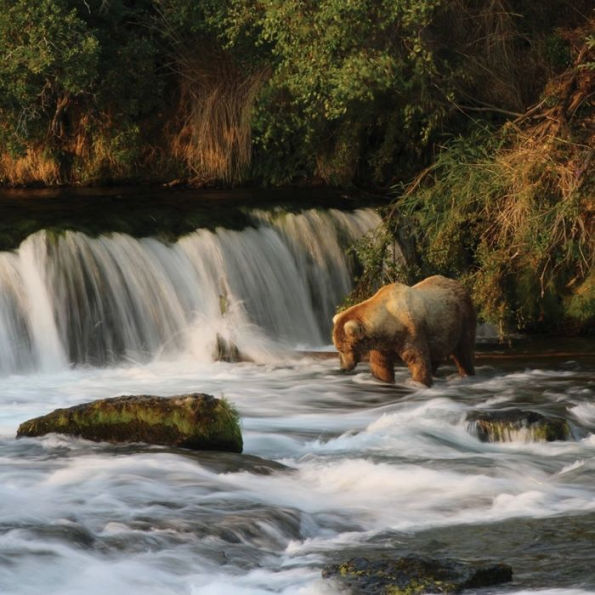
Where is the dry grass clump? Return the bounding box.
[486,25,593,292]
[0,105,160,186]
[169,46,268,184]
[0,148,61,186]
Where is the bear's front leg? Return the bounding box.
[400,342,432,386]
[369,350,395,383]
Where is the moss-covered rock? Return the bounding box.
[322,555,512,594]
[17,393,243,452]
[467,409,571,443]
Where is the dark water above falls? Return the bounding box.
[1,191,594,594]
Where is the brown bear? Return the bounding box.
[332,275,476,387]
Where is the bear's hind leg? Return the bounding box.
[452,345,475,377]
[452,316,476,377]
[369,350,395,383]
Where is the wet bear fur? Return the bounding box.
[332,275,476,387]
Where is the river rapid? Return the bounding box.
[0,195,594,594]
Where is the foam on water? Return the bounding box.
[1,356,595,593]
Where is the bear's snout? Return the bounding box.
[338,351,357,372]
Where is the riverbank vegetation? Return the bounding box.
[351,26,593,335]
[0,0,589,188]
[0,0,592,333]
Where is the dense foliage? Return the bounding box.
[0,0,167,183]
[351,28,594,333]
[1,0,589,187]
[0,0,592,332]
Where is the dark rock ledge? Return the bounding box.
[322,554,513,594]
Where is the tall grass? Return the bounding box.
[0,148,61,186]
[169,46,268,183]
[435,0,592,115]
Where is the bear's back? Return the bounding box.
[413,275,475,323]
[411,276,471,354]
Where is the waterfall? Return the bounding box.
[0,208,380,374]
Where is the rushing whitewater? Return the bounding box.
[0,208,379,374]
[1,204,594,595]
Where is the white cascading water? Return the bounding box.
[0,208,380,374]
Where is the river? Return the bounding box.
[0,191,594,594]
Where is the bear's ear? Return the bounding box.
[344,319,364,339]
[332,313,340,325]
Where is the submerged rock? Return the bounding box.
[17,393,243,453]
[174,450,290,475]
[214,284,242,363]
[322,554,512,594]
[467,409,571,442]
[214,333,241,362]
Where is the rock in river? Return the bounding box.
[467,409,571,443]
[322,554,513,594]
[17,393,243,453]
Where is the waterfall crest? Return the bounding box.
[0,208,380,373]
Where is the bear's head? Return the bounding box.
[332,314,366,372]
